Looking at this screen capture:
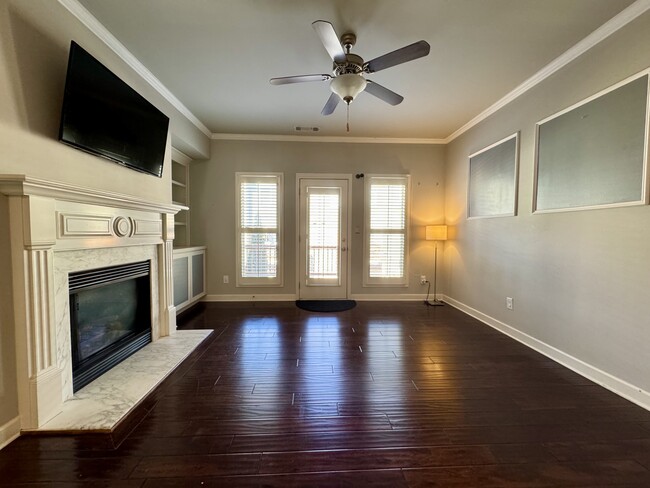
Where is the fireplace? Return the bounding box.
[0,175,179,431]
[69,261,152,392]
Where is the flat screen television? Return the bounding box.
[58,41,169,178]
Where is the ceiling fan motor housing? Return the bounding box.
[333,54,364,76]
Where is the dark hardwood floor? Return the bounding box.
[2,301,650,487]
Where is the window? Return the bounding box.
[364,175,410,286]
[236,173,283,286]
[308,189,340,282]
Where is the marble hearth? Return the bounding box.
[39,330,211,431]
[0,175,200,433]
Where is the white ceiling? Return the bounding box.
[77,0,636,140]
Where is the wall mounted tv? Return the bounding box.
[59,41,169,178]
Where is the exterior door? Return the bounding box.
[298,178,349,299]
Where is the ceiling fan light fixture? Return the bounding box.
[330,74,367,104]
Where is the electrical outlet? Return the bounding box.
[223,275,229,284]
[506,297,513,310]
[420,275,427,285]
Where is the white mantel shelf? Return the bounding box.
[0,174,187,213]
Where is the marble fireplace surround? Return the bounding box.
[0,175,183,431]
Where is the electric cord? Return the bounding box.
[424,279,443,307]
[424,280,432,305]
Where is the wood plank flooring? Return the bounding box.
[2,301,650,486]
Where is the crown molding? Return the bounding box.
[211,133,446,145]
[444,0,650,143]
[58,0,212,138]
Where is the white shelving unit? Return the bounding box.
[170,148,206,314]
[171,148,191,247]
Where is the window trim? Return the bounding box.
[363,174,410,287]
[235,172,283,287]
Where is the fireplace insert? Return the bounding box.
[69,261,152,392]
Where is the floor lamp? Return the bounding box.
[425,225,448,306]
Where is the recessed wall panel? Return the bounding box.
[535,74,649,212]
[468,133,519,218]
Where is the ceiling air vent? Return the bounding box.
[295,126,320,132]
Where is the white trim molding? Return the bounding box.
[212,133,445,145]
[204,293,429,302]
[444,295,650,412]
[0,417,21,450]
[0,175,185,214]
[351,294,427,301]
[201,293,436,302]
[203,294,297,302]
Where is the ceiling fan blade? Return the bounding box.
[364,40,430,73]
[364,80,404,106]
[321,92,340,116]
[270,74,332,85]
[312,20,346,63]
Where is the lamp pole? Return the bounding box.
[433,240,438,301]
[424,225,447,307]
[429,240,443,306]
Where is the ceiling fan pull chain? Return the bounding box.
[347,103,350,132]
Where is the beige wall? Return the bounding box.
[190,140,446,298]
[0,0,210,437]
[444,12,650,395]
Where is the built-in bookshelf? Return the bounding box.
[170,148,206,315]
[171,148,191,247]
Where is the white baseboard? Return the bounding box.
[203,294,296,302]
[443,295,650,412]
[204,293,429,302]
[351,294,428,301]
[0,416,21,450]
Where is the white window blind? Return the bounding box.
[364,176,409,286]
[236,173,283,286]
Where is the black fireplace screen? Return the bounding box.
[69,261,152,392]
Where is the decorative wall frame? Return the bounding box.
[467,132,519,219]
[533,71,650,213]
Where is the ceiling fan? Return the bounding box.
[270,20,430,126]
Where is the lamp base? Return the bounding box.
[425,300,444,307]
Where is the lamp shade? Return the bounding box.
[425,225,448,241]
[330,74,367,103]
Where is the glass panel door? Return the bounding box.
[298,178,349,299]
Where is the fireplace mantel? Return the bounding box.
[0,175,184,213]
[0,175,184,430]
